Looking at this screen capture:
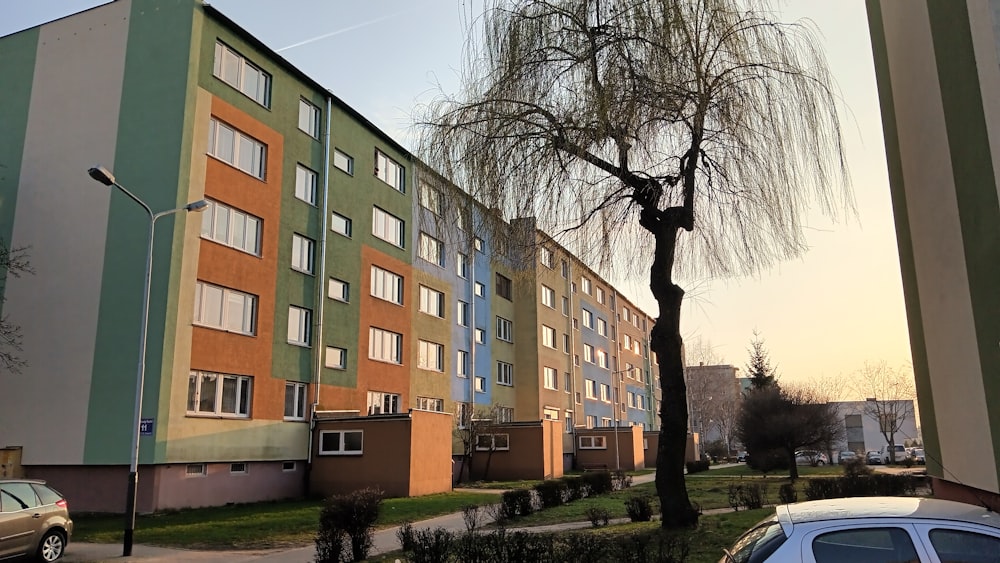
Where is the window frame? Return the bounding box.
[496,316,513,343]
[200,199,262,256]
[375,149,405,192]
[417,340,445,372]
[284,381,307,421]
[497,361,513,386]
[325,346,347,369]
[187,371,253,418]
[207,118,266,179]
[333,149,354,175]
[370,265,404,305]
[193,281,257,335]
[287,305,312,347]
[418,232,445,266]
[318,430,364,455]
[541,285,556,308]
[368,327,403,364]
[579,435,607,449]
[372,206,405,248]
[543,366,558,390]
[291,233,316,275]
[330,211,352,238]
[329,277,349,303]
[295,164,318,205]
[213,41,271,107]
[495,273,512,301]
[367,391,401,415]
[298,98,321,138]
[418,285,445,318]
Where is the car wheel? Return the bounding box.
[36,529,65,562]
[816,460,825,466]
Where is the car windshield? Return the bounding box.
[721,516,787,563]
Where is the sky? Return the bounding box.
[2,1,912,398]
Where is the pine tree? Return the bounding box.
[746,330,778,390]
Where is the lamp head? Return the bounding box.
[87,165,116,186]
[185,200,209,213]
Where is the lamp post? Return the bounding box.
[87,165,207,557]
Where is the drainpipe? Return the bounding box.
[611,289,621,471]
[566,259,578,464]
[307,96,333,469]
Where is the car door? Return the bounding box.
[0,482,42,558]
[912,522,1000,563]
[798,521,932,563]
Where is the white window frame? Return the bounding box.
[331,211,352,237]
[579,435,607,449]
[328,278,349,302]
[208,118,266,179]
[600,383,611,402]
[333,149,354,175]
[596,349,608,369]
[562,296,569,316]
[581,277,592,295]
[319,430,363,455]
[295,164,318,205]
[541,285,555,308]
[325,346,347,369]
[200,199,261,256]
[543,407,560,421]
[291,234,315,275]
[457,300,469,327]
[597,287,605,304]
[497,361,513,386]
[418,232,444,266]
[539,246,554,267]
[213,41,270,107]
[287,305,311,346]
[585,379,597,399]
[230,462,248,474]
[457,350,469,378]
[583,344,594,363]
[370,265,403,305]
[372,207,405,248]
[187,371,252,417]
[417,340,444,372]
[368,327,403,364]
[541,325,557,349]
[456,253,468,278]
[375,149,405,192]
[284,381,307,420]
[543,367,558,390]
[496,316,513,343]
[475,328,485,344]
[418,183,441,214]
[475,376,486,393]
[415,396,444,412]
[474,282,485,297]
[475,433,510,451]
[585,415,596,429]
[419,285,445,318]
[298,98,321,138]
[582,309,594,329]
[194,281,256,335]
[597,318,607,337]
[367,391,400,414]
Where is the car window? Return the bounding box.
[812,527,918,563]
[724,517,787,563]
[30,483,62,506]
[928,528,1000,563]
[0,483,41,512]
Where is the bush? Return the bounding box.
[581,470,614,496]
[406,527,454,563]
[561,475,587,501]
[842,457,873,477]
[778,483,798,504]
[624,494,654,522]
[397,522,417,552]
[316,487,383,562]
[500,488,534,519]
[611,469,633,491]
[728,482,768,510]
[534,479,567,509]
[747,449,789,473]
[585,507,611,527]
[805,474,918,500]
[460,504,481,532]
[685,460,710,474]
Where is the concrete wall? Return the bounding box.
[468,420,563,481]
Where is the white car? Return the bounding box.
[720,497,1000,562]
[794,450,828,466]
[881,444,908,464]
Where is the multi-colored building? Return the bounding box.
[0,0,661,512]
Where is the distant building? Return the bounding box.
[829,400,919,459]
[685,364,741,454]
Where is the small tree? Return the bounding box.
[0,239,32,374]
[852,361,916,464]
[745,330,778,390]
[454,404,504,483]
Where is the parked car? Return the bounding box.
[0,479,73,561]
[736,451,749,463]
[866,450,882,465]
[794,450,828,466]
[720,496,1000,563]
[837,451,858,465]
[911,448,926,465]
[882,444,908,464]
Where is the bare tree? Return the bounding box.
[453,404,505,483]
[852,361,916,464]
[0,239,32,374]
[420,0,851,527]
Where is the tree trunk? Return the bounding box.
[787,449,799,481]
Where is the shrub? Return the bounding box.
[500,488,534,519]
[685,460,710,474]
[534,479,567,509]
[778,483,798,504]
[611,469,633,491]
[805,474,918,500]
[624,494,654,522]
[396,522,417,552]
[581,470,614,496]
[316,487,383,562]
[407,527,454,563]
[842,457,873,477]
[739,483,767,510]
[460,504,481,532]
[585,507,611,527]
[562,475,587,501]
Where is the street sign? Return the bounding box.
[140,418,154,436]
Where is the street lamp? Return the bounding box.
[87,165,207,556]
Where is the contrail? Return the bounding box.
[277,11,410,52]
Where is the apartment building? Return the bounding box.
[0,0,660,512]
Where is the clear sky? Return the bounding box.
[2,1,912,397]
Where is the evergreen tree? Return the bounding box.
[746,331,778,390]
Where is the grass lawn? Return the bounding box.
[73,491,500,550]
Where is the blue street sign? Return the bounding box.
[140,418,154,436]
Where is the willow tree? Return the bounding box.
[420,0,851,527]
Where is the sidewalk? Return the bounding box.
[63,472,661,562]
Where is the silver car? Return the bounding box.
[0,480,73,561]
[721,496,1000,562]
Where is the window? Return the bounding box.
[561,260,569,278]
[200,200,261,256]
[541,325,557,349]
[457,350,468,377]
[495,273,512,300]
[194,281,256,335]
[284,381,307,420]
[475,376,486,392]
[369,327,403,364]
[596,287,605,304]
[541,285,555,308]
[187,371,252,417]
[417,340,444,371]
[331,211,352,237]
[457,301,469,327]
[297,98,321,138]
[287,306,311,346]
[230,462,247,474]
[416,396,444,412]
[600,383,611,402]
[543,407,559,421]
[579,435,606,449]
[208,118,266,178]
[294,164,318,205]
[574,354,581,366]
[623,334,632,350]
[497,406,514,423]
[596,349,608,368]
[419,286,445,318]
[497,361,513,386]
[585,415,596,429]
[372,207,405,248]
[583,344,594,363]
[581,277,592,295]
[633,340,641,355]
[623,307,631,322]
[418,232,444,266]
[456,402,471,427]
[186,464,206,476]
[375,149,405,192]
[637,395,645,410]
[543,367,557,390]
[812,528,917,563]
[627,391,635,408]
[496,316,513,343]
[367,391,400,414]
[476,433,510,451]
[565,411,574,432]
[213,41,270,106]
[597,318,607,337]
[928,529,1000,560]
[319,430,363,455]
[602,417,613,427]
[585,379,597,399]
[564,372,572,392]
[282,461,296,472]
[329,278,349,302]
[582,309,594,329]
[474,282,485,297]
[325,346,346,369]
[562,296,569,315]
[291,234,315,274]
[539,246,554,267]
[418,183,441,214]
[333,149,353,175]
[563,333,570,352]
[475,328,485,344]
[456,253,468,278]
[370,266,403,305]
[474,237,484,252]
